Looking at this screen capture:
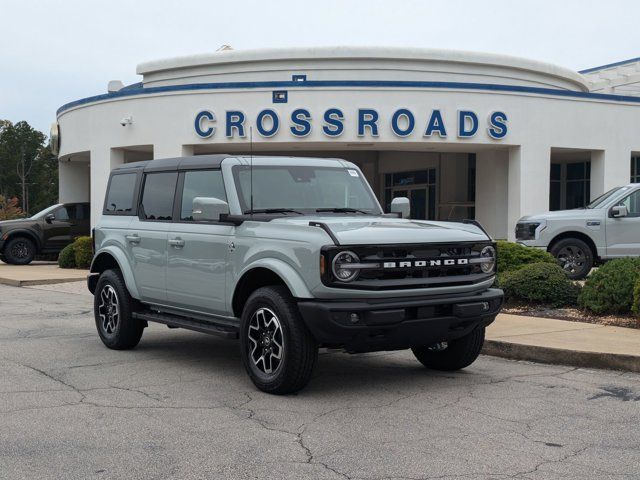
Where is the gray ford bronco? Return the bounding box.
[516,184,640,279]
[88,155,503,394]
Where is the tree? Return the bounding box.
[0,195,23,220]
[0,120,57,215]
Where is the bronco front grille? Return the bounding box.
[321,242,495,290]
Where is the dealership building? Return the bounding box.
[53,47,640,239]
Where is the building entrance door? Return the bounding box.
[384,169,437,220]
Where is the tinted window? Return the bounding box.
[180,170,227,221]
[620,190,640,216]
[105,173,137,214]
[141,172,178,221]
[77,204,90,220]
[55,206,72,221]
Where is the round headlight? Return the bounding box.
[480,246,496,274]
[332,251,360,282]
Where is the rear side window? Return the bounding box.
[180,170,227,221]
[140,172,178,221]
[105,173,137,214]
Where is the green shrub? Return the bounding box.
[579,258,640,314]
[501,262,579,307]
[73,236,93,269]
[58,243,76,269]
[496,240,555,274]
[633,279,640,317]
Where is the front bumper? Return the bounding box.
[297,288,503,353]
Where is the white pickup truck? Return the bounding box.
[516,184,640,279]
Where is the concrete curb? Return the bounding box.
[483,339,640,373]
[0,277,87,287]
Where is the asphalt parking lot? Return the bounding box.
[1,284,639,480]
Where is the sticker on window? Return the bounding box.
[347,169,359,177]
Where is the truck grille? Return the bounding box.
[322,242,495,291]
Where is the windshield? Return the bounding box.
[30,204,61,219]
[232,165,382,214]
[586,187,627,209]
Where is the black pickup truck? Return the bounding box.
[0,203,90,264]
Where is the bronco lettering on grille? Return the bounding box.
[382,258,469,268]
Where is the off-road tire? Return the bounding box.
[412,327,485,371]
[550,237,594,280]
[240,286,318,394]
[3,236,36,265]
[94,269,144,350]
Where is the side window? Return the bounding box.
[55,206,70,221]
[105,173,137,214]
[620,190,640,216]
[180,170,227,221]
[78,204,90,220]
[140,172,178,221]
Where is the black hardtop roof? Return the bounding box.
[112,154,231,173]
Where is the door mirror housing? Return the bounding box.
[390,197,411,218]
[610,205,628,218]
[192,197,229,222]
[45,213,55,224]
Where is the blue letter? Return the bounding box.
[194,110,215,138]
[226,111,246,138]
[290,108,311,137]
[391,108,415,137]
[256,109,279,137]
[357,109,379,137]
[458,110,478,138]
[424,110,447,137]
[488,111,508,139]
[322,108,344,137]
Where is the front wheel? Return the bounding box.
[412,327,485,371]
[240,286,318,394]
[4,237,36,265]
[94,269,144,350]
[550,238,593,280]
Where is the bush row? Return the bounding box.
[497,241,640,316]
[58,236,93,269]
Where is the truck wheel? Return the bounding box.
[240,286,318,394]
[550,238,593,280]
[4,237,36,265]
[412,327,485,371]
[94,269,144,350]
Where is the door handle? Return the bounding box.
[168,238,185,248]
[125,234,141,244]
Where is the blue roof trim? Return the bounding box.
[579,56,640,74]
[56,79,640,115]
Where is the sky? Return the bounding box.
[1,0,639,135]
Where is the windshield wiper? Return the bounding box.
[245,208,304,215]
[315,207,371,214]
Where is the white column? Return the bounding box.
[154,144,194,159]
[590,147,630,200]
[90,148,124,227]
[58,160,90,203]
[507,144,551,241]
[475,150,509,240]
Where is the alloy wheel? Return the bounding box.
[556,245,586,275]
[98,284,120,335]
[10,240,30,259]
[247,307,284,375]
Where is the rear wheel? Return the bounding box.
[240,286,318,394]
[4,237,36,265]
[412,327,485,371]
[94,269,144,350]
[550,238,593,280]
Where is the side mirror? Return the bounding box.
[45,213,55,224]
[390,197,410,219]
[610,205,628,218]
[192,197,229,221]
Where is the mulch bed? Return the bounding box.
[503,303,640,329]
